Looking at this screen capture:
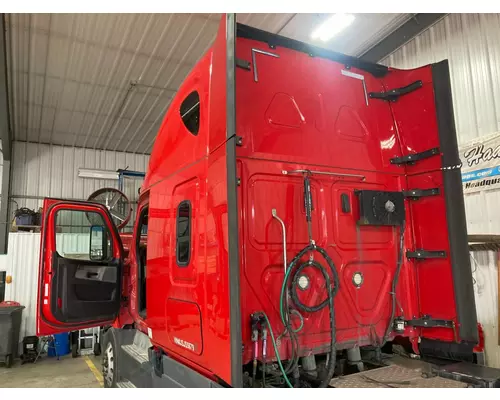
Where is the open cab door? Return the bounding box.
[37,198,124,336]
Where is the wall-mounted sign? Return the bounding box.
[460,132,500,194]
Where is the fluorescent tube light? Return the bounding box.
[78,168,119,180]
[311,14,355,42]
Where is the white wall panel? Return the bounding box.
[383,13,500,367]
[0,233,41,348]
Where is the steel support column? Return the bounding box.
[0,14,12,254]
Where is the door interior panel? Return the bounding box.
[50,254,121,324]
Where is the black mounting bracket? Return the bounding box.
[403,188,440,199]
[236,58,251,71]
[236,136,243,146]
[391,147,440,165]
[151,347,164,377]
[369,80,423,102]
[406,316,455,329]
[407,249,447,259]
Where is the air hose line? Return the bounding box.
[287,244,340,387]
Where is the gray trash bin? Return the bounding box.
[0,302,25,368]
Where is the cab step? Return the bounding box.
[116,379,136,388]
[121,344,149,364]
[116,330,153,388]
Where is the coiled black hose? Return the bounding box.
[288,244,340,388]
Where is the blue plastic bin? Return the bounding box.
[48,333,70,357]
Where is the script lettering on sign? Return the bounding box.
[463,144,500,167]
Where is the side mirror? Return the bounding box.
[89,225,107,261]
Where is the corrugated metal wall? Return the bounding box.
[383,13,500,368]
[10,140,149,231]
[382,13,500,144]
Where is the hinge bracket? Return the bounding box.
[403,188,440,199]
[407,249,447,259]
[391,147,440,165]
[236,58,251,71]
[406,316,454,329]
[369,80,423,102]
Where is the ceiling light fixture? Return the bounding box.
[78,168,119,180]
[311,13,355,42]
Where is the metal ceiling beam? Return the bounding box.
[276,14,297,35]
[360,13,448,63]
[0,14,12,254]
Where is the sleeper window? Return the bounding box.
[176,201,191,266]
[180,91,200,135]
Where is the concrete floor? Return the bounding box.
[0,354,103,388]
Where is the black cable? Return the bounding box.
[381,222,406,347]
[281,291,300,375]
[303,174,314,243]
[263,363,266,387]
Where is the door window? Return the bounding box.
[55,209,113,262]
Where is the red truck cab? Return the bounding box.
[35,14,486,388]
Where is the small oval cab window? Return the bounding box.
[180,91,200,136]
